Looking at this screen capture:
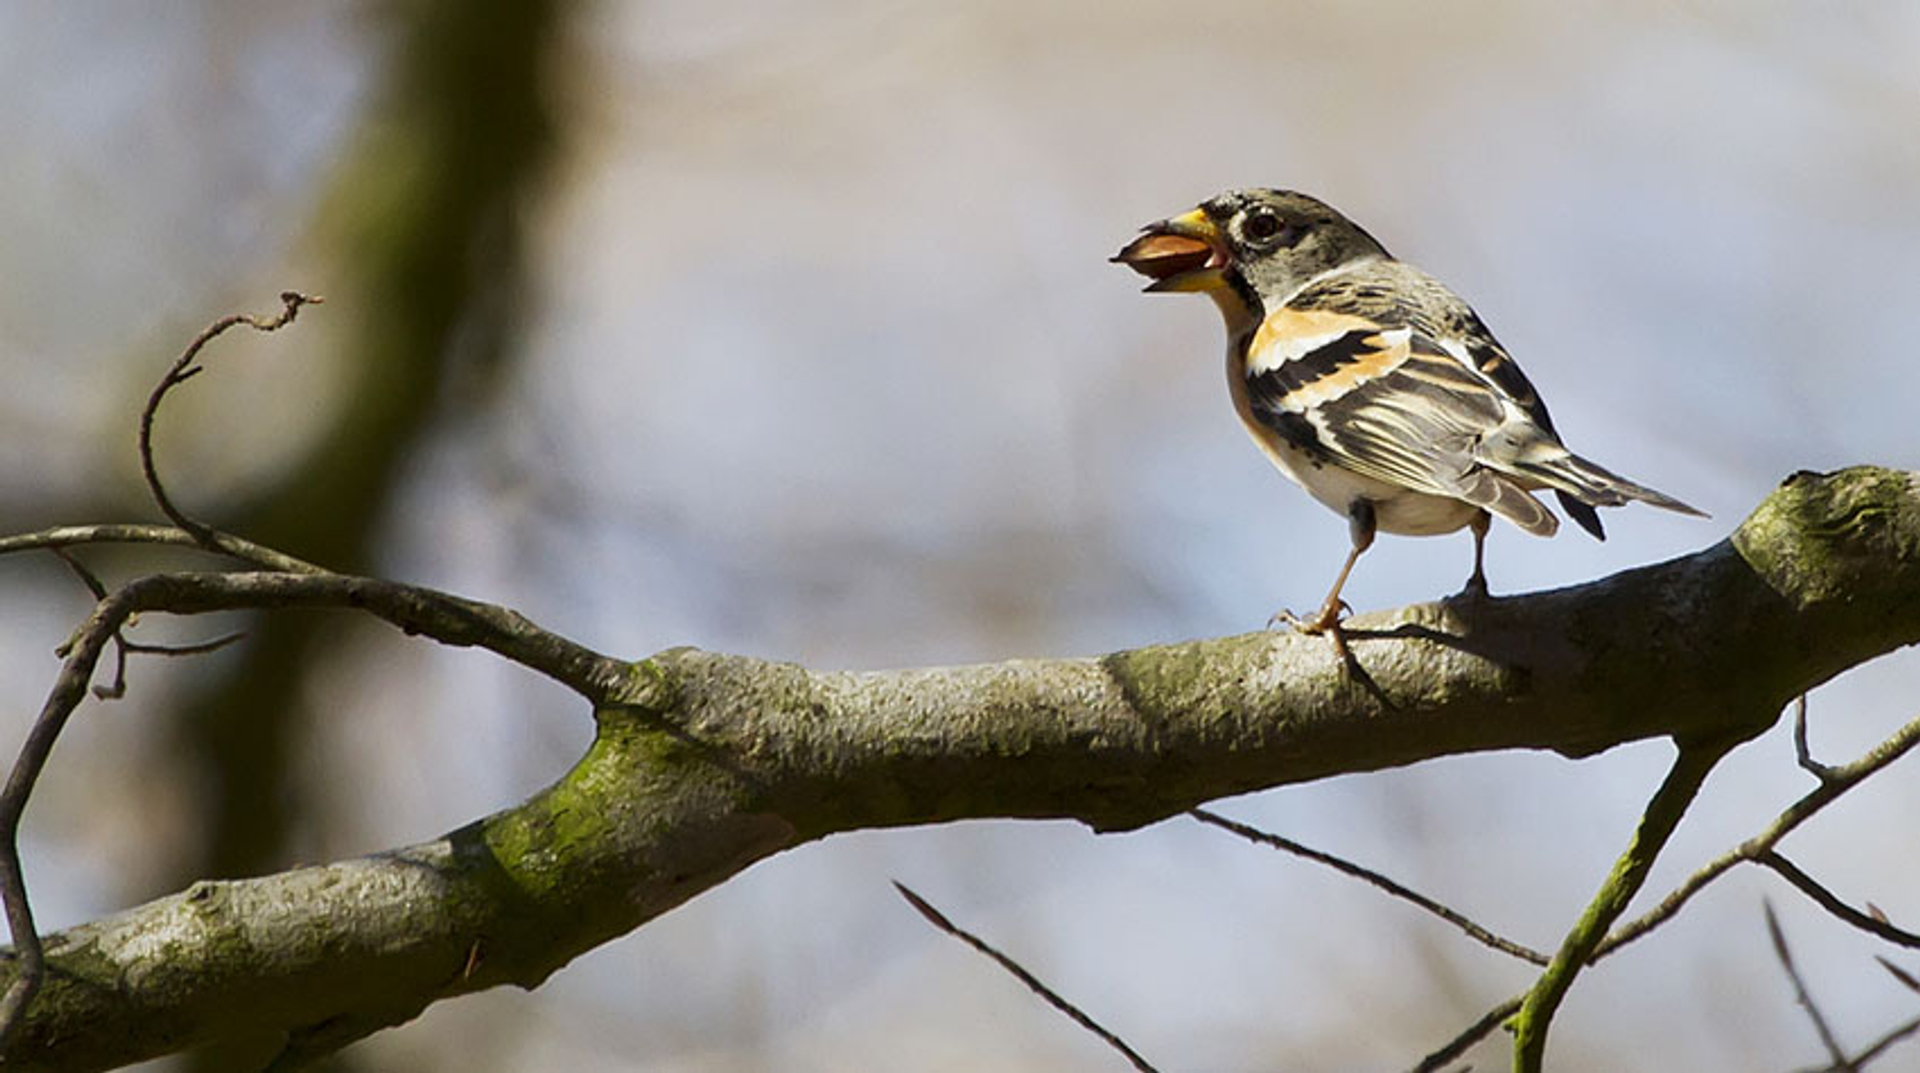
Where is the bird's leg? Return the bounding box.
[1279,500,1375,659]
[1454,509,1491,600]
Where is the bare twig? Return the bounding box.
[1784,958,1920,1070]
[892,882,1160,1073]
[45,548,244,699]
[138,291,320,555]
[47,547,108,601]
[1759,853,1920,950]
[1880,957,1920,995]
[1410,995,1521,1073]
[1766,901,1855,1070]
[1795,695,1838,783]
[48,548,130,699]
[1844,1015,1920,1070]
[121,633,247,658]
[1190,808,1550,966]
[0,524,323,574]
[1816,961,1920,1071]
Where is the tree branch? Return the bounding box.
[1,465,1917,1067]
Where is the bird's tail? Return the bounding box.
[1508,450,1706,540]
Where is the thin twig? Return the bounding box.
[1409,995,1521,1073]
[1879,957,1920,995]
[1766,901,1855,1070]
[892,882,1160,1073]
[1190,808,1550,966]
[1795,695,1838,783]
[0,524,324,574]
[47,548,108,601]
[1844,1015,1920,1070]
[51,547,130,699]
[45,548,245,697]
[1828,960,1920,1069]
[1759,853,1920,949]
[121,633,247,658]
[138,291,319,555]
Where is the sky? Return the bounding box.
[3,2,1920,1069]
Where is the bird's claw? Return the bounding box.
[1270,598,1351,635]
[1269,599,1357,668]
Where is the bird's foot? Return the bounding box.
[1268,597,1350,635]
[1270,599,1356,667]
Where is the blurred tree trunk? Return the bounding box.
[160,2,562,1068]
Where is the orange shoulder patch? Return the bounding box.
[1246,308,1381,374]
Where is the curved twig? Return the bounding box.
[1795,695,1839,783]
[0,523,325,574]
[1759,853,1920,949]
[137,291,320,556]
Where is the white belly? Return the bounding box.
[1263,436,1480,535]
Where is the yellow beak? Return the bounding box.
[1110,208,1230,293]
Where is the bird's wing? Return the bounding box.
[1423,306,1612,539]
[1240,275,1561,536]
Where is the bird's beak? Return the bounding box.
[1111,208,1230,293]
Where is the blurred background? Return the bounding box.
[3,1,1919,1069]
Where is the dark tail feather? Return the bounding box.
[1558,492,1606,540]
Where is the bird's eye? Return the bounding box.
[1242,210,1285,242]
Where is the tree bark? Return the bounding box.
[5,465,1918,1070]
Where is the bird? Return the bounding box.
[1112,188,1704,657]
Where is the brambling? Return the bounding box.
[1113,189,1703,655]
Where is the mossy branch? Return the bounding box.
[1,465,1917,1069]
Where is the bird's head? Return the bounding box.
[1113,189,1389,322]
